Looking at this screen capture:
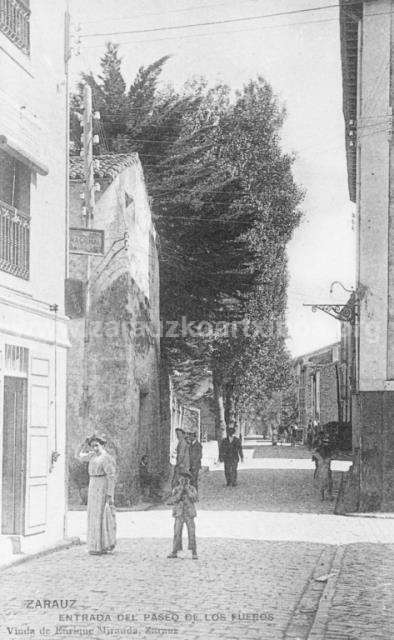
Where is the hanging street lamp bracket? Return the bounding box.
[303,302,357,324]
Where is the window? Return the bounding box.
[0,0,30,55]
[0,149,30,279]
[4,344,29,376]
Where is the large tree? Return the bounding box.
[70,44,303,438]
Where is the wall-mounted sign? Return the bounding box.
[69,228,104,255]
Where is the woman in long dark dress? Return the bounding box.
[76,434,116,555]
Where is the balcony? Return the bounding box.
[0,199,30,279]
[0,0,30,55]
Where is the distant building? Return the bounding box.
[293,336,352,448]
[67,153,168,506]
[0,1,69,555]
[294,343,341,432]
[194,395,216,441]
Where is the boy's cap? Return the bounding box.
[87,433,106,445]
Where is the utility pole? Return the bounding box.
[81,84,95,430]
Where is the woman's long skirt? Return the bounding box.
[87,476,116,553]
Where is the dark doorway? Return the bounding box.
[2,376,28,534]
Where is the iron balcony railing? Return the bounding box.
[0,0,30,55]
[0,199,30,279]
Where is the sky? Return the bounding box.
[69,0,356,357]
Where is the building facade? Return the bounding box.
[67,153,167,506]
[0,1,69,554]
[294,343,341,430]
[340,0,394,510]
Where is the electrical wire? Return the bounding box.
[80,15,339,50]
[79,4,348,38]
[73,6,394,53]
[82,0,250,25]
[91,91,111,152]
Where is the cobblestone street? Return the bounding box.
[1,447,394,639]
[185,466,340,513]
[0,538,329,640]
[324,543,394,640]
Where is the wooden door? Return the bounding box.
[24,356,51,536]
[1,376,27,535]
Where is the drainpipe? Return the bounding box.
[63,4,70,540]
[64,4,71,280]
[335,362,343,425]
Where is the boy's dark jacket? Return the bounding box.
[170,483,198,518]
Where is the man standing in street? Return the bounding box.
[187,431,203,491]
[219,427,244,487]
[172,427,190,488]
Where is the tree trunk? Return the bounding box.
[213,368,227,442]
[225,389,232,427]
[228,394,237,430]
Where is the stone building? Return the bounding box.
[340,0,394,510]
[294,344,340,430]
[293,341,352,447]
[67,153,168,506]
[194,395,216,441]
[0,1,69,556]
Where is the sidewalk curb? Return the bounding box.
[69,502,159,512]
[344,512,394,519]
[0,537,83,572]
[284,546,336,639]
[307,545,345,640]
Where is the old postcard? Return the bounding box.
[0,1,393,639]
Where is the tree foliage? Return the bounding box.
[70,43,304,436]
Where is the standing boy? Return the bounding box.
[167,471,198,559]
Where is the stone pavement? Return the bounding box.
[323,543,394,640]
[0,537,327,640]
[188,466,340,513]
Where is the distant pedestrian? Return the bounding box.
[172,427,190,488]
[219,427,244,487]
[139,455,161,502]
[290,425,297,447]
[313,440,333,501]
[306,423,313,450]
[76,434,116,555]
[187,431,203,491]
[271,426,278,446]
[167,471,198,560]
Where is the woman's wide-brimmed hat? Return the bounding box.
[87,433,107,446]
